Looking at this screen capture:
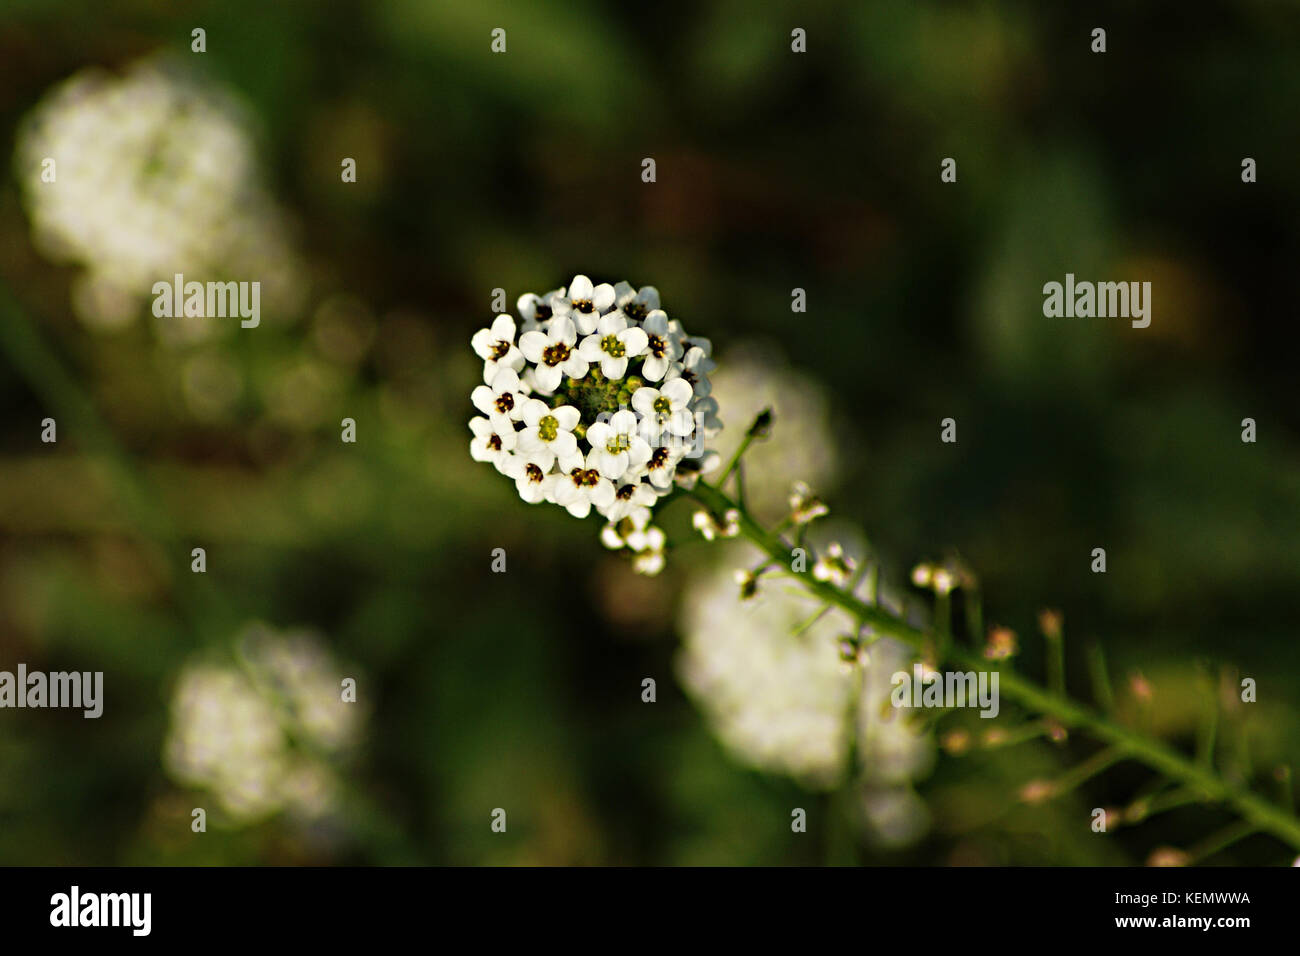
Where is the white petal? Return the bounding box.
[470,385,495,416]
[519,330,548,362]
[602,356,628,380]
[596,312,626,336]
[631,387,658,417]
[491,314,516,340]
[568,275,594,301]
[471,328,494,359]
[619,327,648,356]
[534,364,562,393]
[642,354,669,382]
[662,377,693,407]
[551,431,578,459]
[552,405,580,431]
[590,479,616,508]
[561,355,589,379]
[551,315,577,345]
[591,283,616,312]
[565,498,592,519]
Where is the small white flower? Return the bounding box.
[553,274,615,335]
[578,313,649,380]
[518,398,580,464]
[519,315,588,393]
[600,478,657,522]
[468,416,518,472]
[504,455,557,504]
[470,367,528,425]
[612,281,661,323]
[638,310,682,382]
[692,395,723,436]
[813,543,856,587]
[585,409,652,480]
[789,481,829,525]
[516,288,563,332]
[669,323,714,364]
[470,315,525,385]
[632,377,696,438]
[637,441,686,489]
[552,451,616,518]
[692,508,740,541]
[626,524,667,576]
[665,344,715,397]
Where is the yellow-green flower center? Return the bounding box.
[538,415,559,442]
[600,334,625,358]
[605,433,630,455]
[653,396,671,415]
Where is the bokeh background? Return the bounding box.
[1,0,1298,865]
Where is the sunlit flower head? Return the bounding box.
[468,276,723,574]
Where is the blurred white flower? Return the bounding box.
[163,624,362,823]
[708,343,838,522]
[677,541,934,845]
[14,55,303,333]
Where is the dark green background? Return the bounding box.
[1,0,1297,865]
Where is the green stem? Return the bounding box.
[686,477,1300,852]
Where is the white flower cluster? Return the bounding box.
[677,540,934,846]
[470,276,722,573]
[163,623,362,822]
[14,55,302,335]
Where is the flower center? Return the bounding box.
[623,302,646,321]
[600,334,625,358]
[573,299,594,314]
[647,334,665,358]
[605,433,630,455]
[648,447,670,470]
[487,434,502,451]
[489,340,511,360]
[535,304,552,322]
[569,467,600,488]
[652,396,671,415]
[494,392,515,414]
[615,484,636,500]
[524,463,543,483]
[538,415,559,442]
[542,343,571,366]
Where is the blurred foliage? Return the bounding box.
[1,0,1298,865]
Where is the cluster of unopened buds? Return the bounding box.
[470,276,722,573]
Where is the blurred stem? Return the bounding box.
[1045,624,1065,699]
[1086,643,1115,714]
[0,282,174,544]
[1186,819,1260,865]
[687,476,1300,852]
[0,283,232,637]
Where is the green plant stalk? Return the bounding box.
[687,477,1300,851]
